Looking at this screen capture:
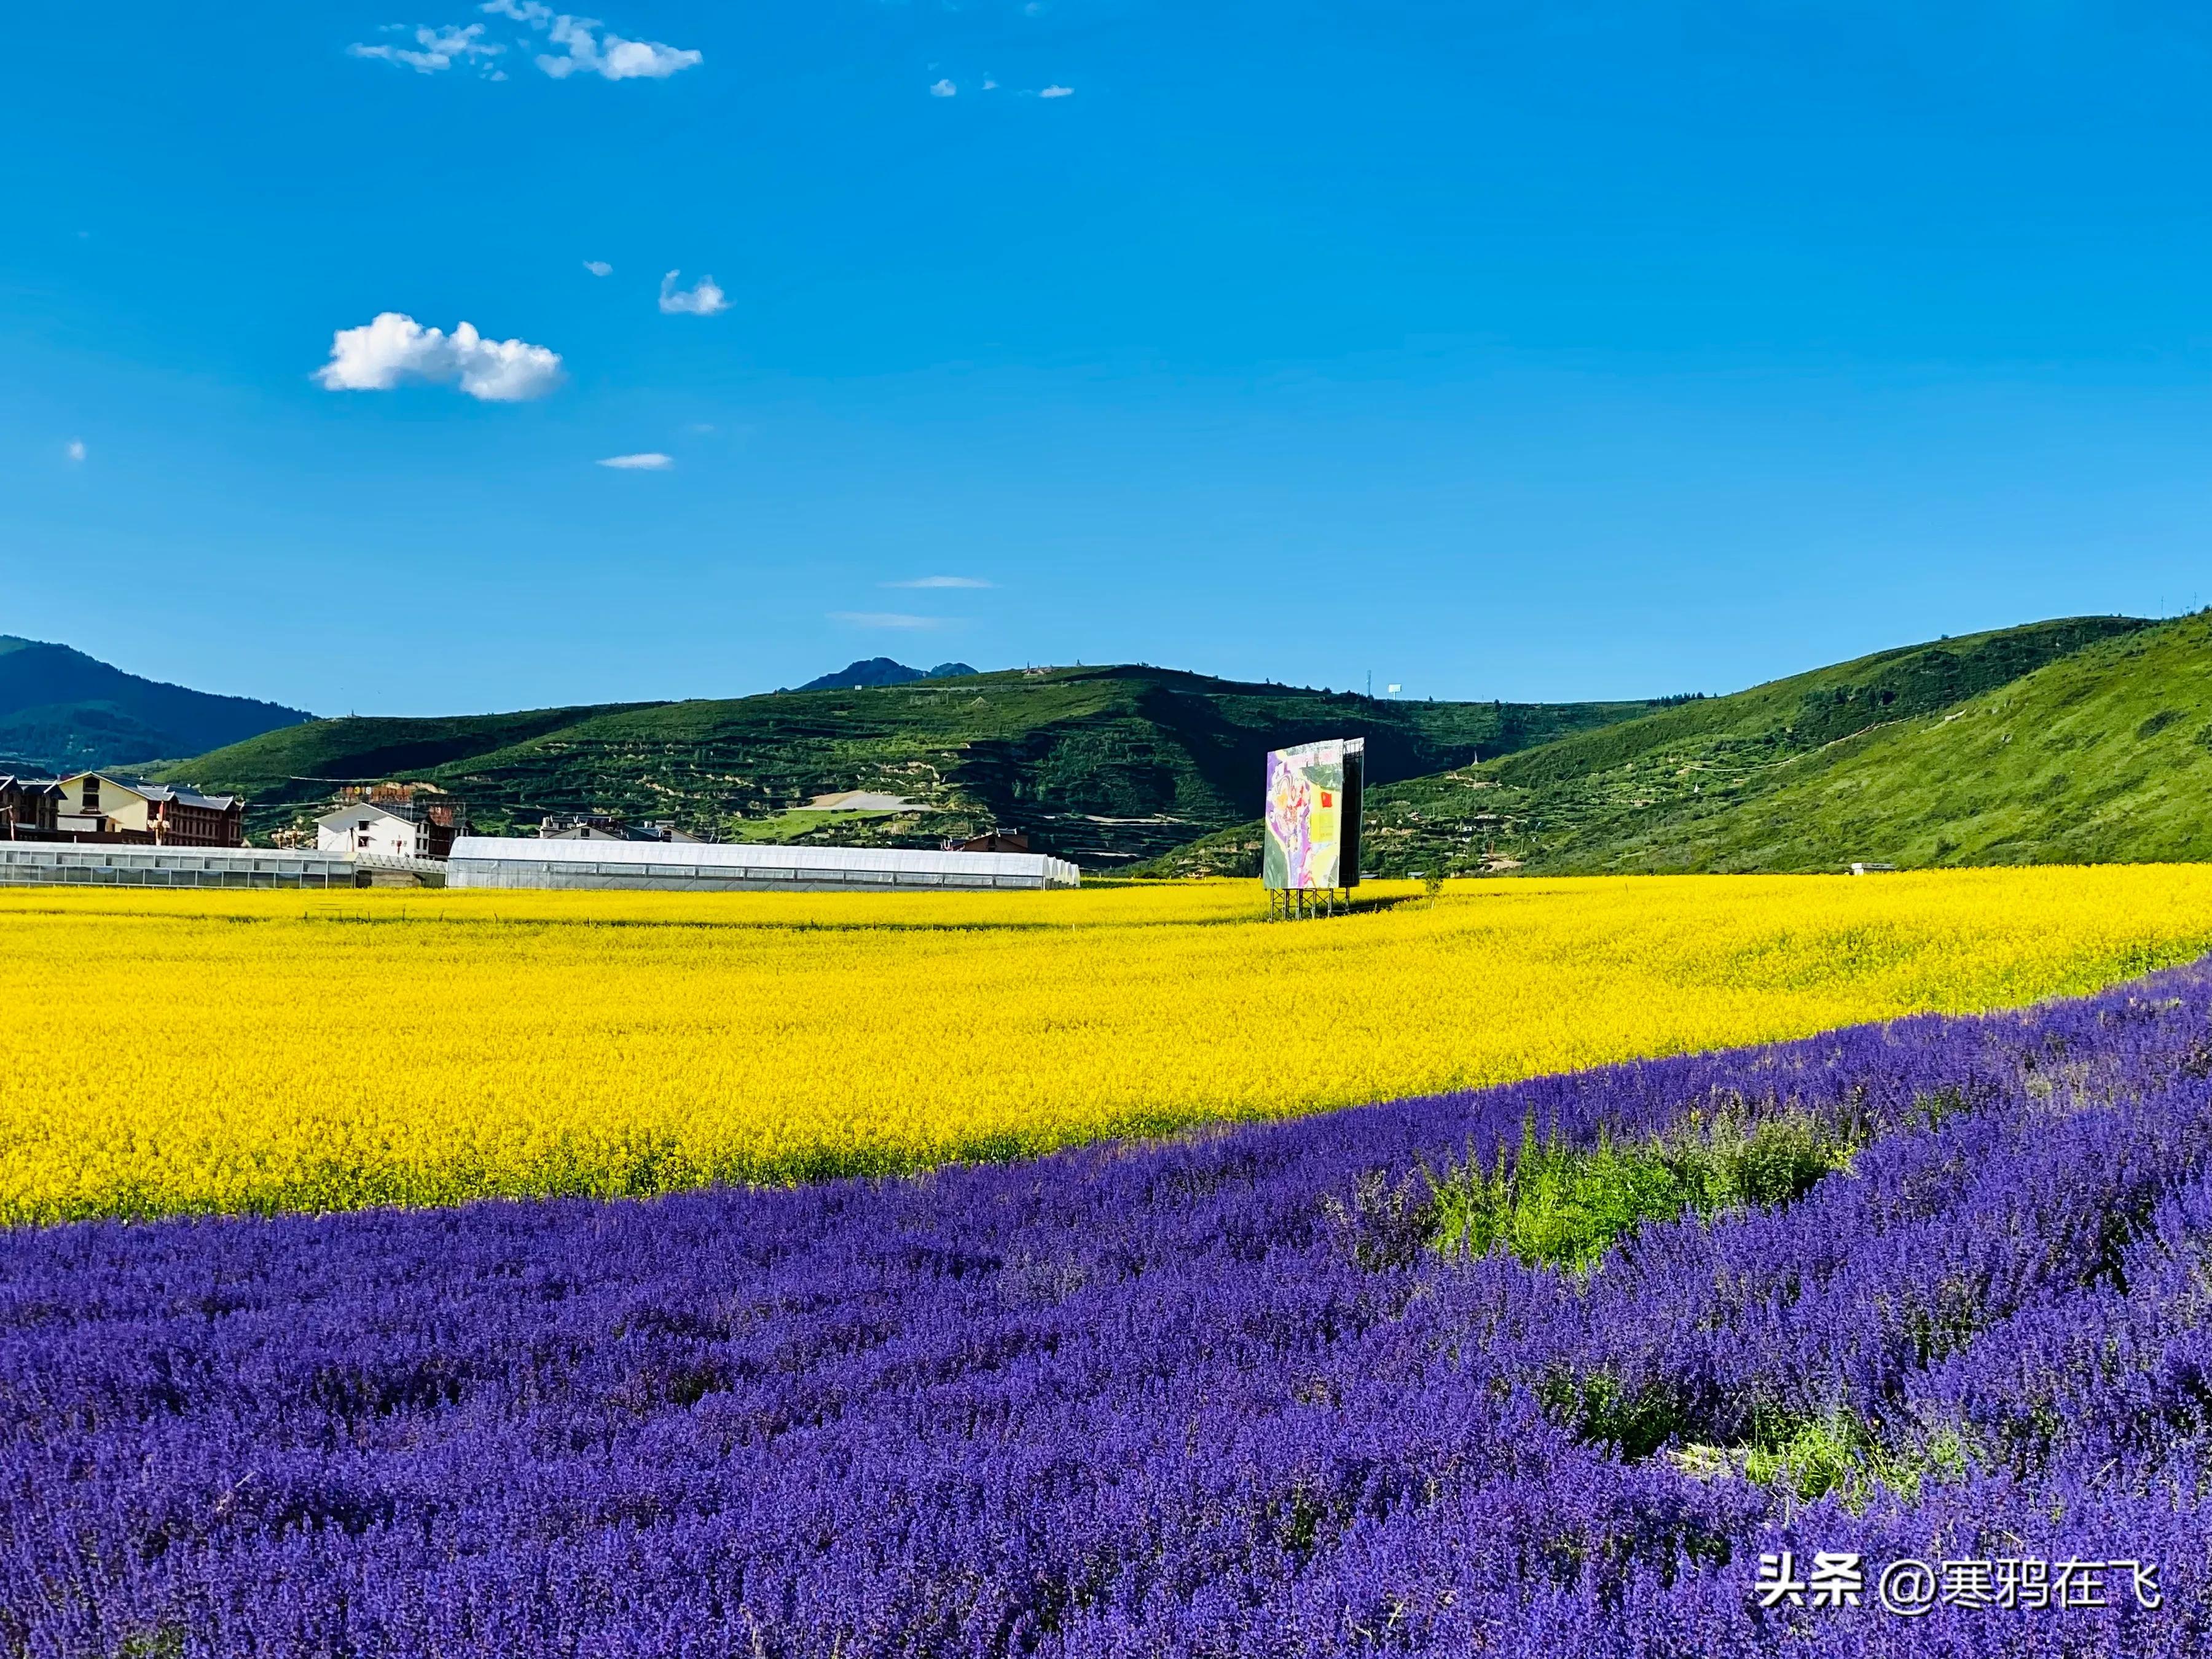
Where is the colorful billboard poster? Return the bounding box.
[1262,737,1365,890]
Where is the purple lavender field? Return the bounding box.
[9,966,2212,1657]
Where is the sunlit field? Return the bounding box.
[7,868,2212,1222]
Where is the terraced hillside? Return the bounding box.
[162,666,1657,865]
[1141,614,2154,877]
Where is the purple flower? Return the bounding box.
[7,967,2212,1655]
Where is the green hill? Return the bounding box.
[1139,615,2155,877]
[162,665,1656,865]
[1593,613,2212,870]
[0,635,310,774]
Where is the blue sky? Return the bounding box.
[7,2,2212,716]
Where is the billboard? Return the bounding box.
[1262,737,1364,890]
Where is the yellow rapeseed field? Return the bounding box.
[6,866,2212,1223]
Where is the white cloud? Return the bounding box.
[582,259,612,276]
[833,612,949,630]
[981,77,998,90]
[658,270,727,315]
[65,439,86,463]
[929,78,956,96]
[544,20,701,80]
[314,313,564,402]
[1038,84,1073,98]
[597,452,672,469]
[481,0,702,80]
[884,575,992,589]
[348,22,503,73]
[684,422,716,434]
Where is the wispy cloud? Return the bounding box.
[314,313,564,402]
[928,78,956,97]
[833,612,949,630]
[65,439,86,463]
[582,259,612,276]
[597,452,672,469]
[1038,84,1073,98]
[883,575,992,589]
[658,270,728,315]
[348,22,504,74]
[480,0,702,79]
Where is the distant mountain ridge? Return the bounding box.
[160,667,1657,865]
[797,658,981,691]
[0,636,312,775]
[58,618,2212,876]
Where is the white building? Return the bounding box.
[316,802,433,858]
[446,836,1080,892]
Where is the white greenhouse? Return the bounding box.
[443,836,1081,893]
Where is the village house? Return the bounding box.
[538,815,700,843]
[954,828,1031,853]
[52,772,243,846]
[0,776,61,838]
[315,801,434,858]
[315,787,466,858]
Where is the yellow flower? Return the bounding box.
[5,867,2211,1223]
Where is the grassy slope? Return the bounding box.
[163,665,1655,865]
[1625,613,2212,870]
[160,705,665,802]
[1138,615,2151,877]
